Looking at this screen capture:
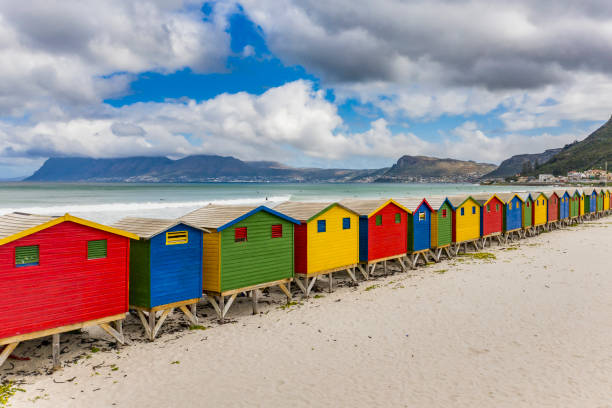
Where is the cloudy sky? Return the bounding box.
[1,0,611,177]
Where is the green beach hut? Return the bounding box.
[181,205,299,320]
[426,196,454,261]
[517,193,535,236]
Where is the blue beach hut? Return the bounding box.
[395,198,433,267]
[588,188,598,215]
[555,190,570,224]
[112,217,208,340]
[498,193,523,241]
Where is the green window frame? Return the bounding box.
[15,245,39,267]
[375,215,382,225]
[394,213,401,223]
[87,240,107,260]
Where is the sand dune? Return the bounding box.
[3,218,612,407]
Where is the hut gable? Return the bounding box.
[111,217,208,239]
[517,193,534,227]
[181,205,298,231]
[542,191,560,222]
[395,198,433,252]
[532,192,548,225]
[426,197,454,249]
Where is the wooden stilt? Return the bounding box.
[328,273,333,293]
[180,305,198,325]
[278,283,292,302]
[0,342,18,368]
[99,321,125,344]
[52,333,60,370]
[252,289,259,315]
[357,264,368,280]
[152,308,172,339]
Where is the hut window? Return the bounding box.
[234,227,247,242]
[526,202,530,207]
[166,231,188,245]
[418,212,425,221]
[15,245,39,267]
[271,224,283,238]
[87,240,107,260]
[317,220,326,233]
[472,206,476,214]
[460,208,464,216]
[442,209,447,218]
[375,215,382,226]
[536,200,539,206]
[496,204,499,212]
[509,203,512,210]
[342,217,351,229]
[394,213,401,223]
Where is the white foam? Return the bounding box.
[0,195,292,216]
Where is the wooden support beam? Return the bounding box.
[52,333,60,371]
[357,264,369,280]
[328,273,333,293]
[99,322,125,344]
[148,309,156,340]
[207,296,222,319]
[0,342,18,368]
[222,294,238,318]
[278,283,292,301]
[137,310,152,339]
[293,277,307,294]
[152,308,173,340]
[346,267,357,282]
[306,276,318,296]
[180,305,198,325]
[252,289,259,315]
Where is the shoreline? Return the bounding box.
[3,217,612,407]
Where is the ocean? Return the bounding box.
[0,182,546,224]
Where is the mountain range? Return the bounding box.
[25,155,495,183]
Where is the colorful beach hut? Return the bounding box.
[532,192,548,232]
[447,195,481,253]
[0,212,137,369]
[111,218,208,340]
[473,193,505,247]
[569,190,581,222]
[181,205,299,319]
[554,190,570,225]
[605,188,611,214]
[426,196,455,261]
[517,193,535,237]
[585,189,597,218]
[578,189,586,221]
[394,198,434,267]
[274,202,359,296]
[543,191,560,229]
[497,193,524,241]
[596,188,604,215]
[338,199,410,278]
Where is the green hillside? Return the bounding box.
[535,117,612,175]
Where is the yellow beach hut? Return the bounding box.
[274,201,359,296]
[532,192,548,232]
[447,195,481,254]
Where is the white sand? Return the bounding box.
[3,218,612,407]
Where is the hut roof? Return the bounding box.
[554,189,570,197]
[446,195,480,208]
[418,196,454,211]
[472,193,505,206]
[181,205,299,231]
[274,201,357,222]
[339,198,410,216]
[393,197,433,213]
[497,192,524,203]
[541,191,559,199]
[516,192,534,202]
[111,217,209,239]
[0,212,139,246]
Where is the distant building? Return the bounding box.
[538,174,555,182]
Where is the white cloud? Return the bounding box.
[0,0,232,117]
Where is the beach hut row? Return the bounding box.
[0,188,610,369]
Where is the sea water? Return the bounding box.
[0,182,545,224]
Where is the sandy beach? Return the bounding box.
[3,217,612,407]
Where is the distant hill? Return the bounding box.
[26,154,498,183]
[483,148,562,179]
[377,155,496,182]
[530,116,612,176]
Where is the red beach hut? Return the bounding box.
[544,191,560,229]
[0,212,138,369]
[473,193,505,247]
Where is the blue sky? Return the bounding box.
[0,1,611,177]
